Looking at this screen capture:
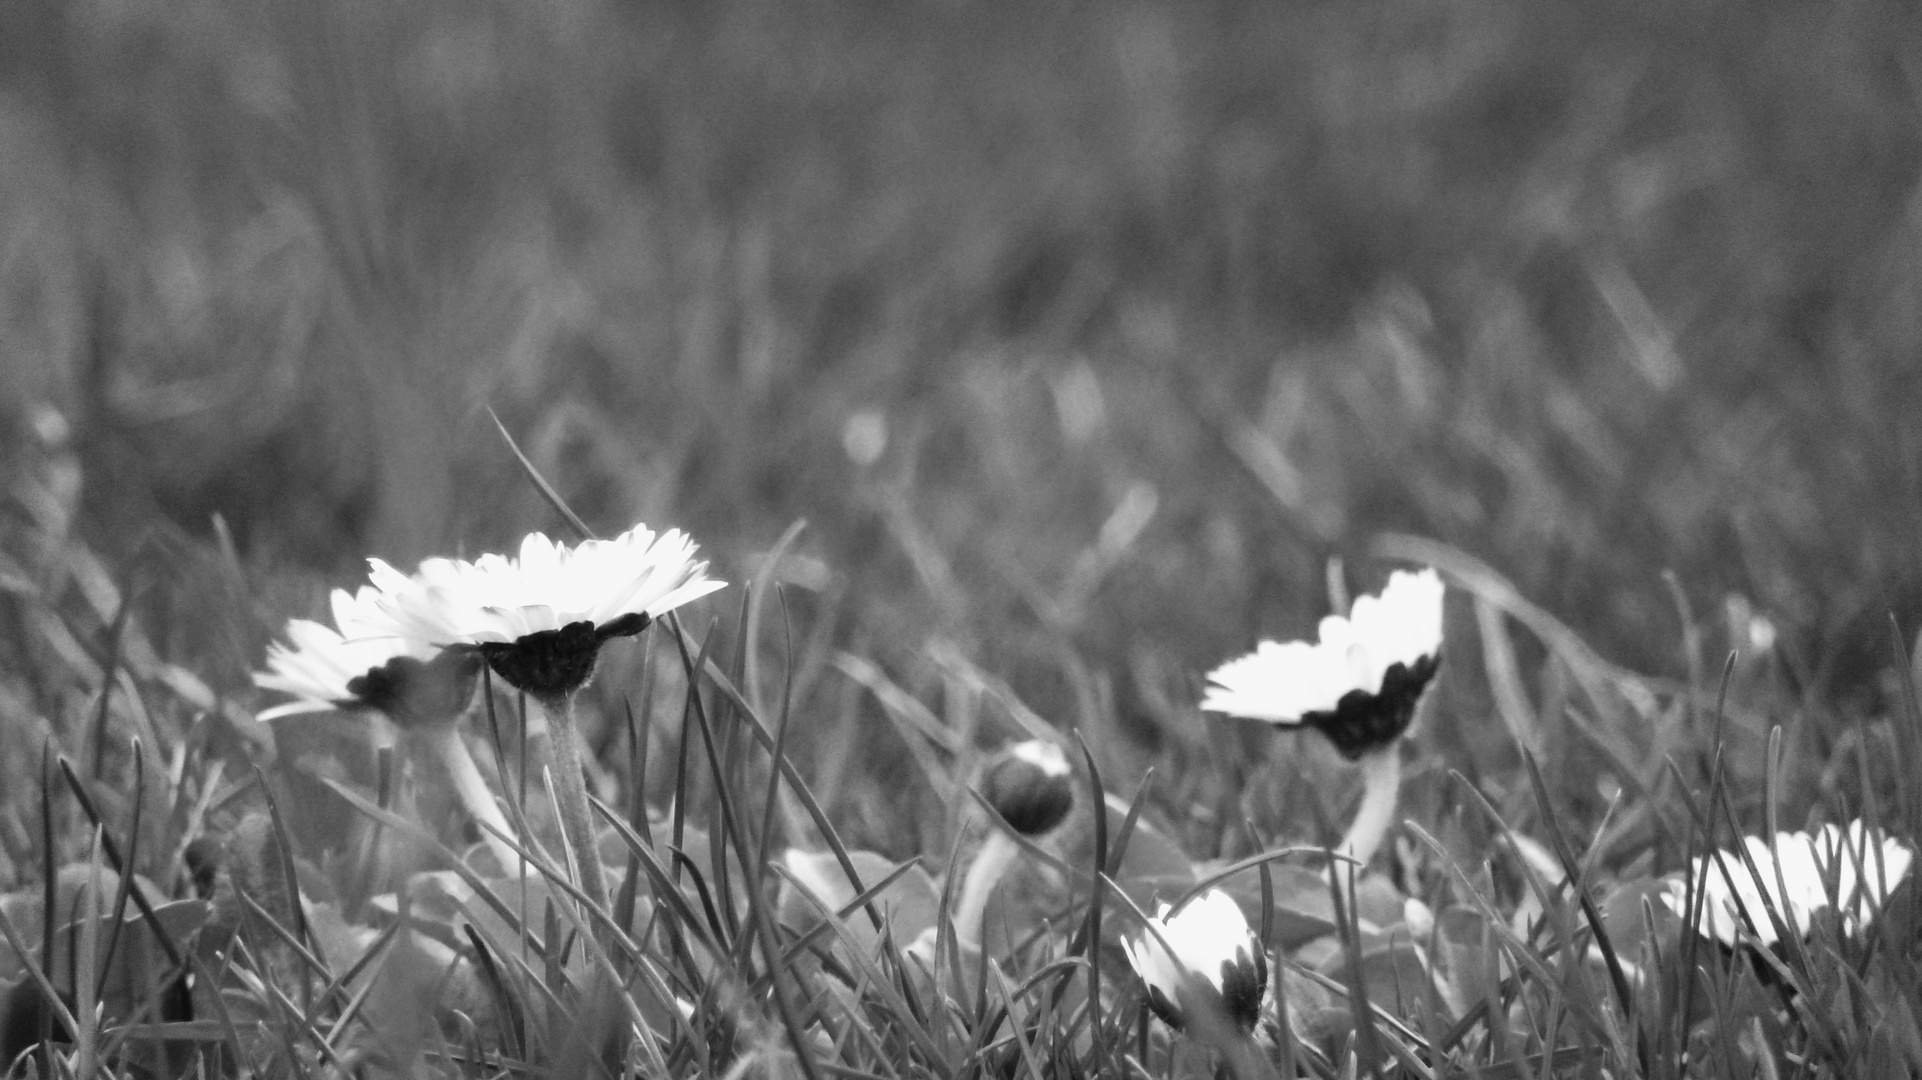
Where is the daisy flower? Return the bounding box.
[1200,567,1444,870]
[1201,568,1444,759]
[370,523,727,705]
[1122,888,1268,1036]
[1663,820,1914,947]
[254,585,471,724]
[369,521,724,914]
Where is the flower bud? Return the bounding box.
[1122,889,1268,1036]
[979,740,1075,837]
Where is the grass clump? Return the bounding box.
[0,435,1917,1077]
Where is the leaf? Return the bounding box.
[1215,865,1333,950]
[1591,875,1678,968]
[1430,904,1497,1021]
[0,865,178,982]
[1102,799,1195,910]
[776,849,941,957]
[1314,931,1435,1020]
[1279,962,1353,1045]
[1351,873,1412,930]
[0,889,208,1054]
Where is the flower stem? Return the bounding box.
[954,830,1019,951]
[1337,746,1402,873]
[418,724,521,877]
[544,695,610,913]
[1216,1033,1283,1080]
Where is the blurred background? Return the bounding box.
[3,0,1921,759]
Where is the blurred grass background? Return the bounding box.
[3,0,1921,801]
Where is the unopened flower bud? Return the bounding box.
[1122,888,1268,1036]
[979,740,1075,837]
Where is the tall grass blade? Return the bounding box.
[750,590,802,916]
[1888,614,1922,839]
[1518,749,1635,1021]
[1328,855,1385,1077]
[681,620,891,935]
[87,589,133,782]
[463,914,526,1060]
[1074,735,1111,1078]
[486,406,596,542]
[55,757,186,970]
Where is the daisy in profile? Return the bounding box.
[1201,567,1445,869]
[254,586,515,872]
[1122,888,1268,1040]
[1663,820,1914,948]
[371,522,725,909]
[255,585,452,722]
[370,525,725,706]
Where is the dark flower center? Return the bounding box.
[476,620,608,704]
[1301,653,1441,759]
[342,649,482,728]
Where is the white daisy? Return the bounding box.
[1201,567,1444,759]
[1663,820,1913,947]
[371,525,725,646]
[1121,888,1267,1035]
[369,523,727,703]
[253,586,443,722]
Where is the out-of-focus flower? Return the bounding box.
[370,523,725,703]
[1122,889,1267,1036]
[1201,568,1443,759]
[841,409,888,467]
[1722,593,1777,657]
[254,585,473,723]
[979,740,1074,837]
[1662,821,1914,946]
[1401,895,1436,939]
[255,581,510,868]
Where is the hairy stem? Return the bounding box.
[544,695,610,913]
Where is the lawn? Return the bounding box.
[1,0,1920,1075]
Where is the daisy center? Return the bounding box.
[1301,653,1441,759]
[342,650,481,727]
[477,620,607,704]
